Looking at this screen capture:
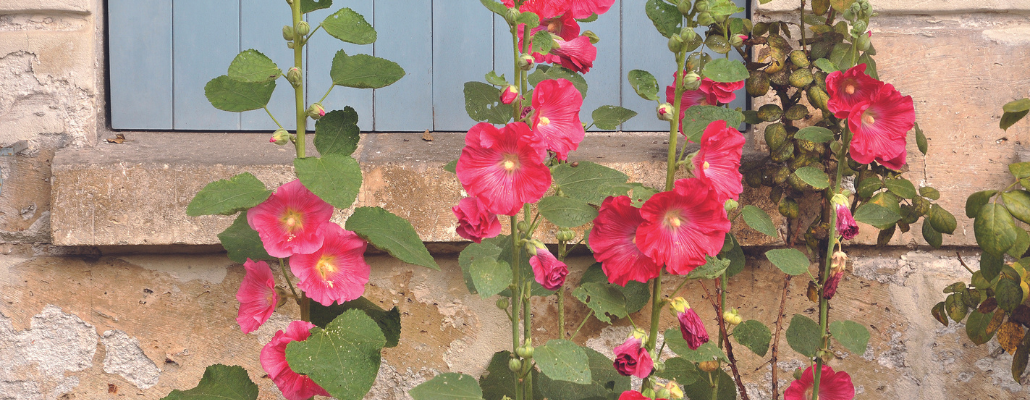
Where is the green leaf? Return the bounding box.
[444,159,458,174]
[701,58,749,83]
[627,70,659,101]
[310,297,401,348]
[294,154,362,209]
[1011,163,1030,180]
[813,58,838,73]
[410,373,484,400]
[321,7,376,44]
[346,207,439,270]
[485,71,508,86]
[331,51,405,89]
[975,203,1019,255]
[981,251,1004,282]
[1010,228,1030,259]
[945,292,968,322]
[479,0,509,15]
[857,52,878,79]
[218,213,273,264]
[162,364,258,400]
[1003,190,1030,224]
[794,126,834,143]
[572,282,628,324]
[919,186,941,200]
[591,105,637,130]
[579,263,650,314]
[1005,98,1030,113]
[682,369,736,400]
[680,106,744,143]
[829,320,869,354]
[765,248,811,276]
[535,340,591,385]
[204,75,276,112]
[829,0,857,13]
[655,357,700,387]
[665,329,727,362]
[552,161,629,205]
[538,196,598,228]
[915,123,928,155]
[853,203,902,230]
[925,204,957,234]
[300,0,332,13]
[532,30,557,54]
[885,178,917,199]
[458,240,503,294]
[187,173,270,217]
[721,233,746,278]
[528,65,588,98]
[922,222,943,248]
[1001,110,1029,130]
[516,11,540,27]
[997,278,1024,313]
[480,351,536,400]
[228,50,280,83]
[857,176,883,199]
[732,320,771,357]
[1013,329,1030,382]
[793,167,830,190]
[536,347,629,400]
[742,205,778,237]
[471,257,512,298]
[786,314,821,357]
[644,0,681,38]
[285,310,385,400]
[314,107,361,156]
[463,81,510,125]
[686,256,731,280]
[966,190,997,218]
[965,310,998,345]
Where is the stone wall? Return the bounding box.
[0,0,1029,399]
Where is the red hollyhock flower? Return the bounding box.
[532,79,585,160]
[700,78,745,104]
[635,178,731,275]
[835,204,859,240]
[289,223,370,307]
[618,391,667,400]
[236,259,278,334]
[784,365,856,400]
[590,196,660,286]
[569,0,616,19]
[826,63,883,119]
[247,179,334,258]
[612,335,653,378]
[456,122,551,216]
[260,321,331,400]
[671,297,709,350]
[530,247,569,290]
[847,83,914,170]
[453,197,502,243]
[533,35,597,73]
[693,120,746,202]
[500,85,520,105]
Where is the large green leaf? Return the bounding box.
[686,256,731,280]
[732,320,771,357]
[1003,190,1030,224]
[538,196,598,228]
[301,0,332,13]
[786,314,821,357]
[463,81,510,125]
[535,340,591,385]
[927,204,957,234]
[965,310,998,345]
[765,248,811,276]
[528,65,588,98]
[228,50,280,83]
[458,240,504,294]
[187,173,271,216]
[410,373,484,400]
[471,257,512,298]
[721,233,746,278]
[741,205,778,237]
[628,70,659,101]
[975,203,1019,255]
[701,58,749,83]
[321,7,376,44]
[655,357,700,387]
[346,207,439,270]
[331,51,404,89]
[314,107,361,156]
[285,310,386,400]
[204,76,276,112]
[853,203,902,230]
[1002,99,1030,131]
[665,329,727,362]
[682,369,736,400]
[536,347,629,400]
[591,105,637,130]
[579,263,650,314]
[829,320,869,354]
[552,161,629,205]
[997,278,1024,313]
[885,178,917,199]
[1002,110,1030,130]
[966,190,998,218]
[644,0,681,38]
[310,296,401,348]
[922,221,943,248]
[680,106,744,143]
[218,213,273,264]
[294,154,362,209]
[572,282,629,324]
[162,364,257,400]
[793,167,830,190]
[794,126,834,143]
[532,30,557,55]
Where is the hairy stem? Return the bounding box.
[290,0,306,158]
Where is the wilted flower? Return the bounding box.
[671,297,709,350]
[824,251,849,300]
[833,194,859,240]
[613,331,653,378]
[530,246,568,290]
[452,197,502,243]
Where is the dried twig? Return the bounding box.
[770,275,792,400]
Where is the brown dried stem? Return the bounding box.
[770,274,793,400]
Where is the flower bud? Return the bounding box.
[516,345,534,359]
[296,21,310,36]
[500,85,519,105]
[698,360,720,372]
[496,298,509,310]
[583,30,600,44]
[517,221,530,233]
[641,388,657,399]
[723,308,743,325]
[656,387,672,400]
[282,25,294,41]
[508,358,522,372]
[657,103,675,121]
[680,72,702,91]
[307,103,325,120]
[286,67,302,87]
[505,8,521,25]
[518,54,535,71]
[723,199,739,212]
[856,31,872,51]
[270,128,290,145]
[695,1,709,12]
[556,228,575,242]
[697,12,715,26]
[287,41,295,49]
[668,34,685,53]
[678,0,692,15]
[793,368,804,380]
[666,382,684,399]
[730,34,745,47]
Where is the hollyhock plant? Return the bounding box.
[784,365,856,400]
[236,259,278,334]
[590,195,660,286]
[456,122,551,216]
[700,78,745,104]
[539,35,597,73]
[612,332,653,378]
[260,320,331,400]
[693,120,746,202]
[824,251,849,300]
[247,179,334,258]
[532,78,585,160]
[835,203,859,241]
[847,83,914,170]
[826,63,883,118]
[635,178,731,275]
[453,197,502,243]
[289,223,370,307]
[670,297,709,350]
[530,246,568,290]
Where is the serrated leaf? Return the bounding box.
[573,282,628,324]
[187,173,270,216]
[331,51,405,89]
[346,206,439,270]
[644,0,681,38]
[528,65,588,98]
[205,76,276,112]
[314,107,360,156]
[301,0,332,13]
[538,196,598,228]
[794,167,830,190]
[683,369,737,400]
[628,70,659,101]
[485,71,508,86]
[853,203,902,230]
[458,240,503,294]
[975,203,1019,255]
[966,190,998,218]
[463,81,510,125]
[218,213,273,264]
[410,373,484,400]
[285,310,385,400]
[321,7,376,44]
[664,329,727,362]
[686,256,731,280]
[915,123,928,155]
[681,106,744,143]
[701,58,749,83]
[310,297,401,348]
[786,314,821,357]
[579,263,650,314]
[516,11,540,27]
[532,30,556,54]
[885,178,917,199]
[536,347,629,400]
[536,340,591,384]
[829,320,869,354]
[765,248,811,276]
[591,105,637,130]
[813,58,838,73]
[162,364,258,400]
[294,154,362,209]
[795,126,834,143]
[228,49,279,83]
[732,320,771,357]
[922,221,943,248]
[552,161,629,205]
[927,204,957,234]
[857,176,883,199]
[471,257,512,298]
[656,357,701,388]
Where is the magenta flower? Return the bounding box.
[826,63,883,119]
[530,247,568,290]
[260,321,331,400]
[589,196,660,286]
[700,78,745,104]
[456,122,551,216]
[671,297,709,350]
[500,85,520,105]
[835,204,858,240]
[236,259,278,334]
[247,179,334,258]
[541,35,597,73]
[635,178,731,275]
[532,78,585,160]
[289,223,370,307]
[784,365,855,400]
[453,197,502,243]
[694,120,746,202]
[847,83,914,170]
[569,0,616,19]
[613,335,653,378]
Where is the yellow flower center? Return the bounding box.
[703,161,711,170]
[863,112,875,125]
[502,153,520,172]
[845,83,856,95]
[547,20,561,34]
[539,116,551,126]
[316,256,336,288]
[664,210,684,229]
[280,209,305,241]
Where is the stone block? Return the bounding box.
[0,0,91,13]
[758,0,1030,14]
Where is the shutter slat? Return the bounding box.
[432,2,494,131]
[172,0,240,130]
[582,5,622,131]
[373,0,433,132]
[306,1,374,132]
[619,1,672,132]
[241,0,296,131]
[109,0,172,129]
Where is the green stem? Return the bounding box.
[711,371,719,400]
[666,51,687,191]
[290,0,306,158]
[645,270,663,356]
[264,106,284,130]
[510,215,523,400]
[278,258,299,299]
[718,276,727,349]
[318,85,335,104]
[571,310,594,339]
[300,295,311,322]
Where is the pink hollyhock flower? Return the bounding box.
[456,122,551,216]
[784,365,856,400]
[700,78,745,104]
[590,196,660,286]
[532,78,585,160]
[671,297,709,350]
[247,179,334,258]
[613,334,653,378]
[289,223,370,307]
[453,197,502,243]
[500,85,520,105]
[836,204,859,240]
[548,35,597,73]
[569,0,616,19]
[825,63,883,119]
[236,259,278,334]
[847,83,914,170]
[530,247,568,290]
[618,391,667,400]
[693,120,746,202]
[635,178,731,275]
[824,251,848,300]
[260,320,331,400]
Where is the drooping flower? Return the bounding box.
[635,178,731,275]
[532,78,585,160]
[456,122,551,216]
[236,259,278,334]
[836,204,859,240]
[693,120,746,202]
[289,223,370,307]
[847,83,914,170]
[824,251,849,300]
[700,78,745,104]
[453,197,502,243]
[784,365,856,400]
[530,246,569,290]
[671,297,709,350]
[569,0,617,19]
[825,63,883,119]
[541,35,597,73]
[500,85,520,105]
[260,321,331,400]
[613,332,653,378]
[590,196,660,286]
[247,179,334,258]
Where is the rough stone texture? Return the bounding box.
[758,0,1030,13]
[0,305,98,399]
[100,330,161,389]
[0,0,90,14]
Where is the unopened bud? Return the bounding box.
[500,86,519,105]
[697,12,715,26]
[287,41,295,49]
[307,103,325,120]
[556,228,575,242]
[677,0,692,15]
[282,25,294,41]
[730,34,745,47]
[583,30,600,44]
[698,360,720,372]
[270,128,290,145]
[517,221,530,233]
[505,8,521,25]
[723,308,742,325]
[681,72,702,91]
[668,34,685,53]
[856,31,871,51]
[656,388,672,400]
[286,67,302,87]
[496,298,509,310]
[516,345,534,359]
[518,54,535,71]
[296,21,310,36]
[793,368,803,380]
[657,103,675,121]
[695,1,709,12]
[508,358,522,372]
[723,199,739,212]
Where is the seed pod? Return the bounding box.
[746,70,771,97]
[769,69,790,86]
[764,123,788,151]
[758,104,783,122]
[697,12,715,26]
[789,68,814,88]
[784,105,810,121]
[698,360,720,373]
[771,141,795,162]
[779,197,800,219]
[789,50,810,68]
